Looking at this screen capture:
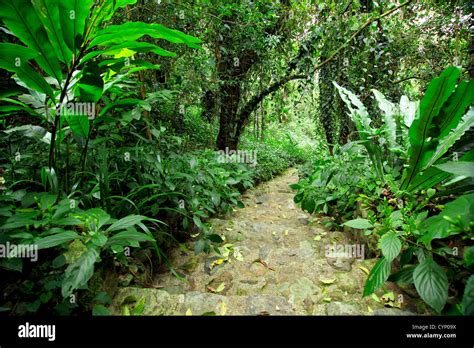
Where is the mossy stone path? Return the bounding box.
[111,169,429,315]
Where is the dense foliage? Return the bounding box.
[0,0,472,316]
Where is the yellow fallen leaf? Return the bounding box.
[215,283,226,293]
[186,308,193,316]
[367,306,373,313]
[210,258,225,269]
[284,230,289,236]
[370,294,381,303]
[313,235,321,241]
[218,301,227,315]
[358,266,370,275]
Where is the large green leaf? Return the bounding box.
[35,230,80,250]
[363,257,391,297]
[343,218,373,229]
[77,61,103,103]
[462,275,474,315]
[408,148,474,192]
[107,230,155,246]
[388,265,415,285]
[81,41,176,64]
[435,161,474,178]
[379,232,402,262]
[418,193,474,247]
[105,215,146,233]
[97,98,144,117]
[88,22,202,49]
[401,67,461,190]
[413,257,448,313]
[0,43,55,99]
[57,0,94,56]
[424,108,474,170]
[464,246,474,268]
[61,246,99,297]
[32,0,73,65]
[66,114,90,138]
[0,0,62,82]
[438,80,474,138]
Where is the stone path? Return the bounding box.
[110,169,429,315]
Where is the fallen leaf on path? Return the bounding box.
[218,301,227,315]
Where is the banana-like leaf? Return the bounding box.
[32,0,73,66]
[401,67,461,190]
[0,43,55,99]
[76,61,103,103]
[57,0,95,56]
[435,161,474,178]
[80,41,176,65]
[88,22,202,49]
[0,0,63,83]
[423,108,474,170]
[438,80,474,138]
[408,148,474,192]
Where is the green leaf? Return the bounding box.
[343,218,373,229]
[89,22,201,49]
[194,239,207,254]
[35,231,80,250]
[401,67,461,190]
[81,41,176,64]
[418,193,474,247]
[0,257,23,272]
[98,98,144,117]
[462,275,474,316]
[301,197,316,214]
[388,265,415,285]
[464,246,474,268]
[423,108,474,171]
[92,304,109,316]
[399,95,418,128]
[438,80,474,138]
[61,247,99,297]
[363,257,391,297]
[379,232,402,262]
[372,89,397,149]
[413,257,448,313]
[0,0,63,82]
[107,230,155,246]
[32,0,73,65]
[207,234,223,244]
[0,43,55,99]
[66,114,90,138]
[57,0,95,55]
[435,161,474,178]
[77,61,103,103]
[105,215,146,233]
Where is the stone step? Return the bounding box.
[110,287,297,315]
